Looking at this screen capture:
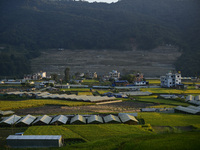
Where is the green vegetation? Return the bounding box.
[141,88,200,94]
[134,95,189,107]
[24,126,83,139]
[20,113,200,150]
[0,99,92,111]
[77,92,93,96]
[82,80,99,83]
[0,0,200,76]
[146,79,160,85]
[138,112,200,126]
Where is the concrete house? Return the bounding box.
[160,72,181,88]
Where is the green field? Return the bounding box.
[0,99,92,111]
[133,95,189,107]
[19,113,200,150]
[146,79,160,84]
[141,88,200,94]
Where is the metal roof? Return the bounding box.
[50,115,68,124]
[175,106,200,114]
[7,135,62,140]
[187,105,200,111]
[87,115,103,124]
[195,95,200,101]
[70,115,86,124]
[32,115,52,125]
[103,114,121,123]
[0,115,21,125]
[16,114,36,125]
[118,114,138,123]
[186,95,194,101]
[118,113,138,117]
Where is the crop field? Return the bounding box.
[141,88,200,94]
[82,80,99,83]
[138,112,200,126]
[19,113,200,150]
[146,79,160,84]
[77,92,93,96]
[24,124,153,142]
[133,95,189,107]
[0,99,92,111]
[24,126,83,139]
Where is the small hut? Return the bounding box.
[50,115,68,125]
[32,115,52,125]
[70,115,86,124]
[103,114,121,124]
[118,114,138,125]
[87,115,103,124]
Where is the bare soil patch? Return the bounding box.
[14,101,156,115]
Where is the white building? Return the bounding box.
[160,72,181,88]
[109,70,120,80]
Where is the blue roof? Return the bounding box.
[114,80,128,83]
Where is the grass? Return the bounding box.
[146,79,160,84]
[138,112,200,126]
[96,90,111,95]
[24,126,83,139]
[141,88,200,94]
[134,95,189,107]
[2,113,200,150]
[82,80,99,83]
[24,124,153,142]
[77,92,93,96]
[0,99,92,110]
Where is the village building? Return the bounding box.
[109,70,120,80]
[160,72,181,88]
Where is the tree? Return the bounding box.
[64,67,70,82]
[51,74,58,81]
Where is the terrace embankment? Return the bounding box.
[31,46,181,77]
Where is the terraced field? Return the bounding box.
[31,46,181,77]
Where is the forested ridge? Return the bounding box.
[0,0,200,77]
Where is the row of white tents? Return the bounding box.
[0,113,139,127]
[6,91,116,103]
[174,105,200,115]
[185,95,200,105]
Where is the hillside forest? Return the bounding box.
[0,0,200,77]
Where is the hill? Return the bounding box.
[0,0,200,77]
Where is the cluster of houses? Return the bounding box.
[0,113,139,127]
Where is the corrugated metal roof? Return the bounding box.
[32,115,52,125]
[103,114,121,123]
[175,106,200,114]
[118,114,138,123]
[187,105,200,111]
[50,115,68,124]
[186,95,194,101]
[87,115,103,124]
[0,115,21,125]
[195,95,200,101]
[118,113,137,117]
[16,114,36,125]
[7,135,62,140]
[70,115,86,124]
